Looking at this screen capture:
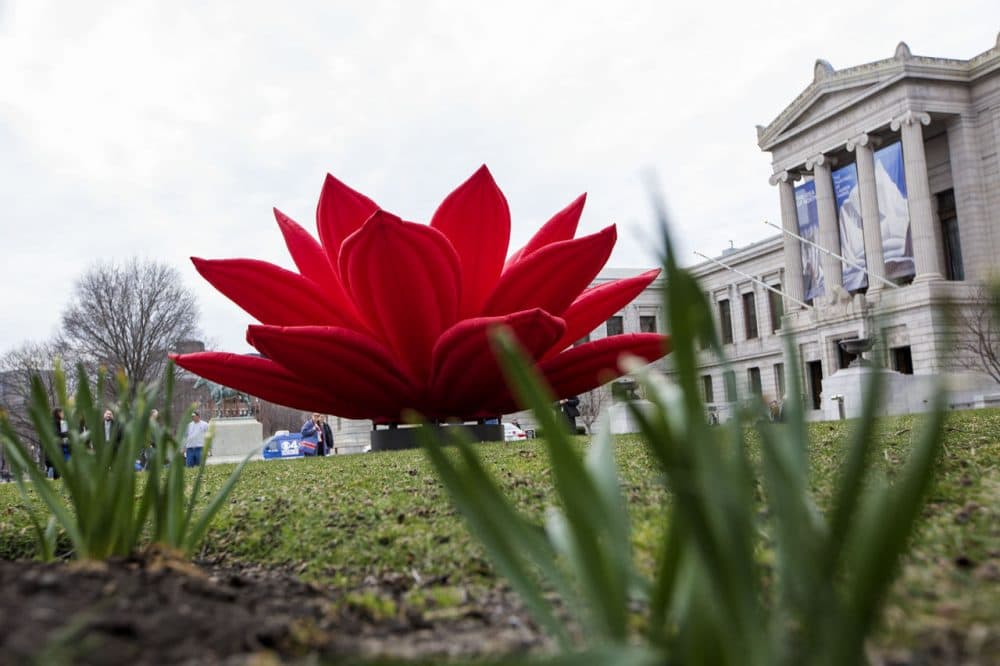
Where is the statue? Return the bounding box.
[193,378,256,418]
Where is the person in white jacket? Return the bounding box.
[184,411,210,467]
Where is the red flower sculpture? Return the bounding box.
[172,166,670,422]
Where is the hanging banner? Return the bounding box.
[794,180,824,302]
[832,162,868,291]
[873,141,915,281]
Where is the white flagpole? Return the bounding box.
[763,220,899,290]
[692,251,814,310]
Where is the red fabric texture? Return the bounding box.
[505,193,586,268]
[481,226,616,317]
[428,309,564,418]
[173,166,671,422]
[430,165,510,318]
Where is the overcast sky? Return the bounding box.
[2,1,998,355]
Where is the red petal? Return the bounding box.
[316,173,379,267]
[428,308,565,418]
[192,257,351,327]
[430,165,510,317]
[543,269,661,360]
[273,208,365,327]
[247,325,417,417]
[339,211,461,381]
[482,225,617,318]
[539,333,670,398]
[505,193,586,268]
[170,352,338,413]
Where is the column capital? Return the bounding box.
[805,153,836,171]
[768,170,800,186]
[845,132,881,152]
[889,110,931,132]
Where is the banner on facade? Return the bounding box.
[832,162,868,291]
[873,141,916,281]
[794,179,824,302]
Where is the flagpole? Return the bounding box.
[763,220,899,290]
[692,251,814,310]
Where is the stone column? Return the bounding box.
[805,152,843,298]
[946,114,986,279]
[846,132,887,292]
[769,170,804,309]
[890,110,942,281]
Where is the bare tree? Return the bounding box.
[577,386,611,435]
[258,401,305,437]
[0,339,65,469]
[954,284,1000,384]
[60,259,200,399]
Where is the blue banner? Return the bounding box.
[794,180,824,302]
[873,141,915,281]
[832,162,868,291]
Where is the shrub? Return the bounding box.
[0,362,248,560]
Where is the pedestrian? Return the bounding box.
[183,410,210,467]
[319,415,334,456]
[300,412,325,456]
[47,408,70,479]
[559,396,580,432]
[102,409,123,451]
[138,409,159,471]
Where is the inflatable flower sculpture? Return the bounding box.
[172,166,669,423]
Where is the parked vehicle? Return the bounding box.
[503,422,528,442]
[262,431,305,460]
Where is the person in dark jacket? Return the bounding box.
[300,413,326,456]
[319,415,334,456]
[559,396,581,432]
[47,408,70,479]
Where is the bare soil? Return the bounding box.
[0,550,546,665]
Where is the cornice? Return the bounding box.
[757,36,1000,151]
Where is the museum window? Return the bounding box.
[891,346,914,375]
[723,370,737,402]
[747,367,762,395]
[718,299,733,344]
[742,292,758,340]
[606,316,624,337]
[936,189,964,281]
[768,284,783,332]
[702,375,714,403]
[639,315,657,333]
[773,363,785,399]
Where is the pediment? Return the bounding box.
[759,79,884,149]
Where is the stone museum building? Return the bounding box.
[659,36,1000,421]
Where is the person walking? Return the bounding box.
[183,411,210,467]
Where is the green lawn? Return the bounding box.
[1,408,997,656]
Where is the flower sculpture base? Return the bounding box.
[370,423,505,451]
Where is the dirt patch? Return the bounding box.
[0,550,547,664]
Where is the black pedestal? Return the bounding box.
[370,423,504,451]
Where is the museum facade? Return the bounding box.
[661,36,1000,421]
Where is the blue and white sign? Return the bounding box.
[874,141,915,281]
[794,179,824,302]
[833,162,868,291]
